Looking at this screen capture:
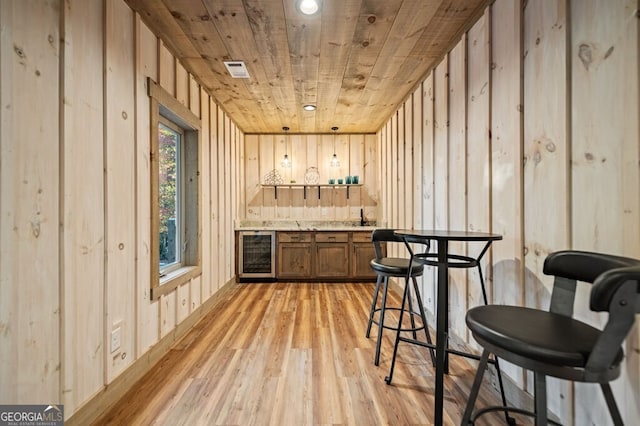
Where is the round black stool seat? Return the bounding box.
[466,305,623,368]
[370,257,424,276]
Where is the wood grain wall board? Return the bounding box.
[244,135,261,219]
[447,38,468,339]
[490,0,524,304]
[379,125,389,225]
[160,292,177,337]
[224,115,233,281]
[217,101,226,291]
[571,0,640,257]
[158,41,175,96]
[397,104,407,231]
[185,89,202,302]
[522,0,571,411]
[233,122,241,230]
[0,0,61,404]
[465,10,492,320]
[410,87,426,307]
[105,0,136,381]
[177,281,190,323]
[348,135,364,219]
[274,133,292,219]
[232,127,239,278]
[404,102,415,230]
[523,0,569,317]
[570,1,640,423]
[134,15,160,360]
[303,135,320,217]
[334,186,349,220]
[199,87,211,300]
[191,276,202,312]
[412,87,424,231]
[318,134,332,187]
[289,134,305,185]
[521,3,573,414]
[61,0,105,412]
[189,75,200,117]
[434,58,449,232]
[259,135,276,218]
[363,134,378,220]
[176,61,189,107]
[490,0,524,387]
[337,134,350,182]
[390,113,399,256]
[209,100,221,292]
[421,75,436,313]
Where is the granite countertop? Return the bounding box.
[235,220,380,232]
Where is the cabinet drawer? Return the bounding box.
[315,232,349,243]
[278,232,312,243]
[352,231,373,243]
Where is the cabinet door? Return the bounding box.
[278,242,312,278]
[315,242,350,278]
[351,242,377,278]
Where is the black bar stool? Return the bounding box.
[365,229,435,366]
[462,250,640,425]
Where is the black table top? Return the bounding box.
[394,229,503,242]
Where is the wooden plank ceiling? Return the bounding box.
[126,0,491,134]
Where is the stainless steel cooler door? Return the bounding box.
[238,231,276,278]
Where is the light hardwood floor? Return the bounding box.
[94,282,525,425]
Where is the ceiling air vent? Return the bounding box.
[224,61,250,79]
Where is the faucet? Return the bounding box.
[360,208,366,226]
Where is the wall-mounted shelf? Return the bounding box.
[261,183,363,199]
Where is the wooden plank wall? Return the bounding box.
[0,0,61,403]
[241,134,378,223]
[0,0,239,419]
[376,0,640,423]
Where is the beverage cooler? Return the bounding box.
[238,231,276,279]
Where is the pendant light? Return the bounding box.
[281,126,291,168]
[330,126,340,167]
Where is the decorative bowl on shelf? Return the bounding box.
[304,166,319,184]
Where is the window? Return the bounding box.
[158,118,183,274]
[148,78,201,300]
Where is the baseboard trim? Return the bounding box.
[66,277,238,425]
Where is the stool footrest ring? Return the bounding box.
[468,405,557,426]
[370,307,426,333]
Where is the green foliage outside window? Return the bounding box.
[159,123,179,266]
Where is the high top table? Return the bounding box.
[385,230,504,426]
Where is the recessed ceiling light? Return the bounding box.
[303,104,316,111]
[298,0,319,15]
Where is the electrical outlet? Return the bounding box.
[322,207,328,216]
[111,325,122,353]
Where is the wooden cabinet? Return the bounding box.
[315,232,350,278]
[351,231,377,279]
[274,230,377,281]
[277,232,312,279]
